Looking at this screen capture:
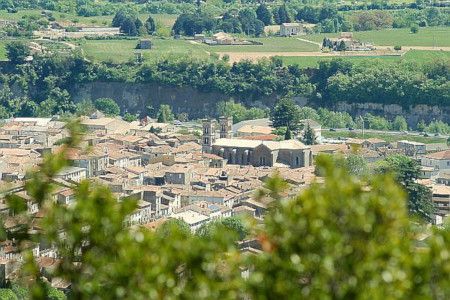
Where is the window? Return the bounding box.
[296,157,299,166]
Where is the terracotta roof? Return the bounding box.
[425,150,450,160]
[237,134,278,141]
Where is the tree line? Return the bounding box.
[1,47,448,121]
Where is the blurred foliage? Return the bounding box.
[0,125,449,299]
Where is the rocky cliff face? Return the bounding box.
[2,79,448,125]
[330,102,450,126]
[69,82,277,118]
[70,82,449,125]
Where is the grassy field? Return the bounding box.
[280,50,450,68]
[78,37,320,63]
[322,131,447,144]
[0,9,176,28]
[78,39,142,63]
[303,27,450,47]
[79,38,210,63]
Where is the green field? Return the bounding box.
[79,37,319,63]
[79,38,210,63]
[303,27,450,47]
[322,131,447,144]
[0,9,176,29]
[280,50,450,68]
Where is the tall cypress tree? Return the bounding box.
[278,5,291,24]
[256,4,272,26]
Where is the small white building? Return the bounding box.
[421,150,450,170]
[55,167,87,182]
[280,23,304,36]
[397,140,426,156]
[171,210,210,232]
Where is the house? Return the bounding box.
[421,150,450,170]
[280,23,304,36]
[432,184,450,222]
[397,140,426,156]
[164,165,192,185]
[56,188,75,206]
[323,32,375,51]
[67,148,108,178]
[436,171,450,186]
[361,138,388,150]
[80,117,130,134]
[55,167,87,182]
[171,210,210,232]
[125,200,154,226]
[212,32,234,45]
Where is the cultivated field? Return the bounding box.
[303,27,450,47]
[280,50,450,68]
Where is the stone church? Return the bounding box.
[202,118,312,168]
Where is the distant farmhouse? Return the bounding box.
[280,23,304,36]
[202,32,261,46]
[322,32,375,51]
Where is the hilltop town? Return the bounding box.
[1,111,450,286]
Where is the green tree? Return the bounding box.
[247,155,438,299]
[217,100,267,123]
[145,15,156,34]
[256,4,272,26]
[417,119,427,132]
[302,124,317,145]
[336,153,369,177]
[277,5,291,24]
[410,23,419,34]
[47,286,66,300]
[298,106,319,121]
[376,154,434,221]
[392,116,408,131]
[75,99,96,116]
[123,112,138,122]
[121,17,138,36]
[284,126,292,140]
[271,98,301,131]
[94,98,120,116]
[0,289,18,300]
[5,41,30,64]
[157,104,174,123]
